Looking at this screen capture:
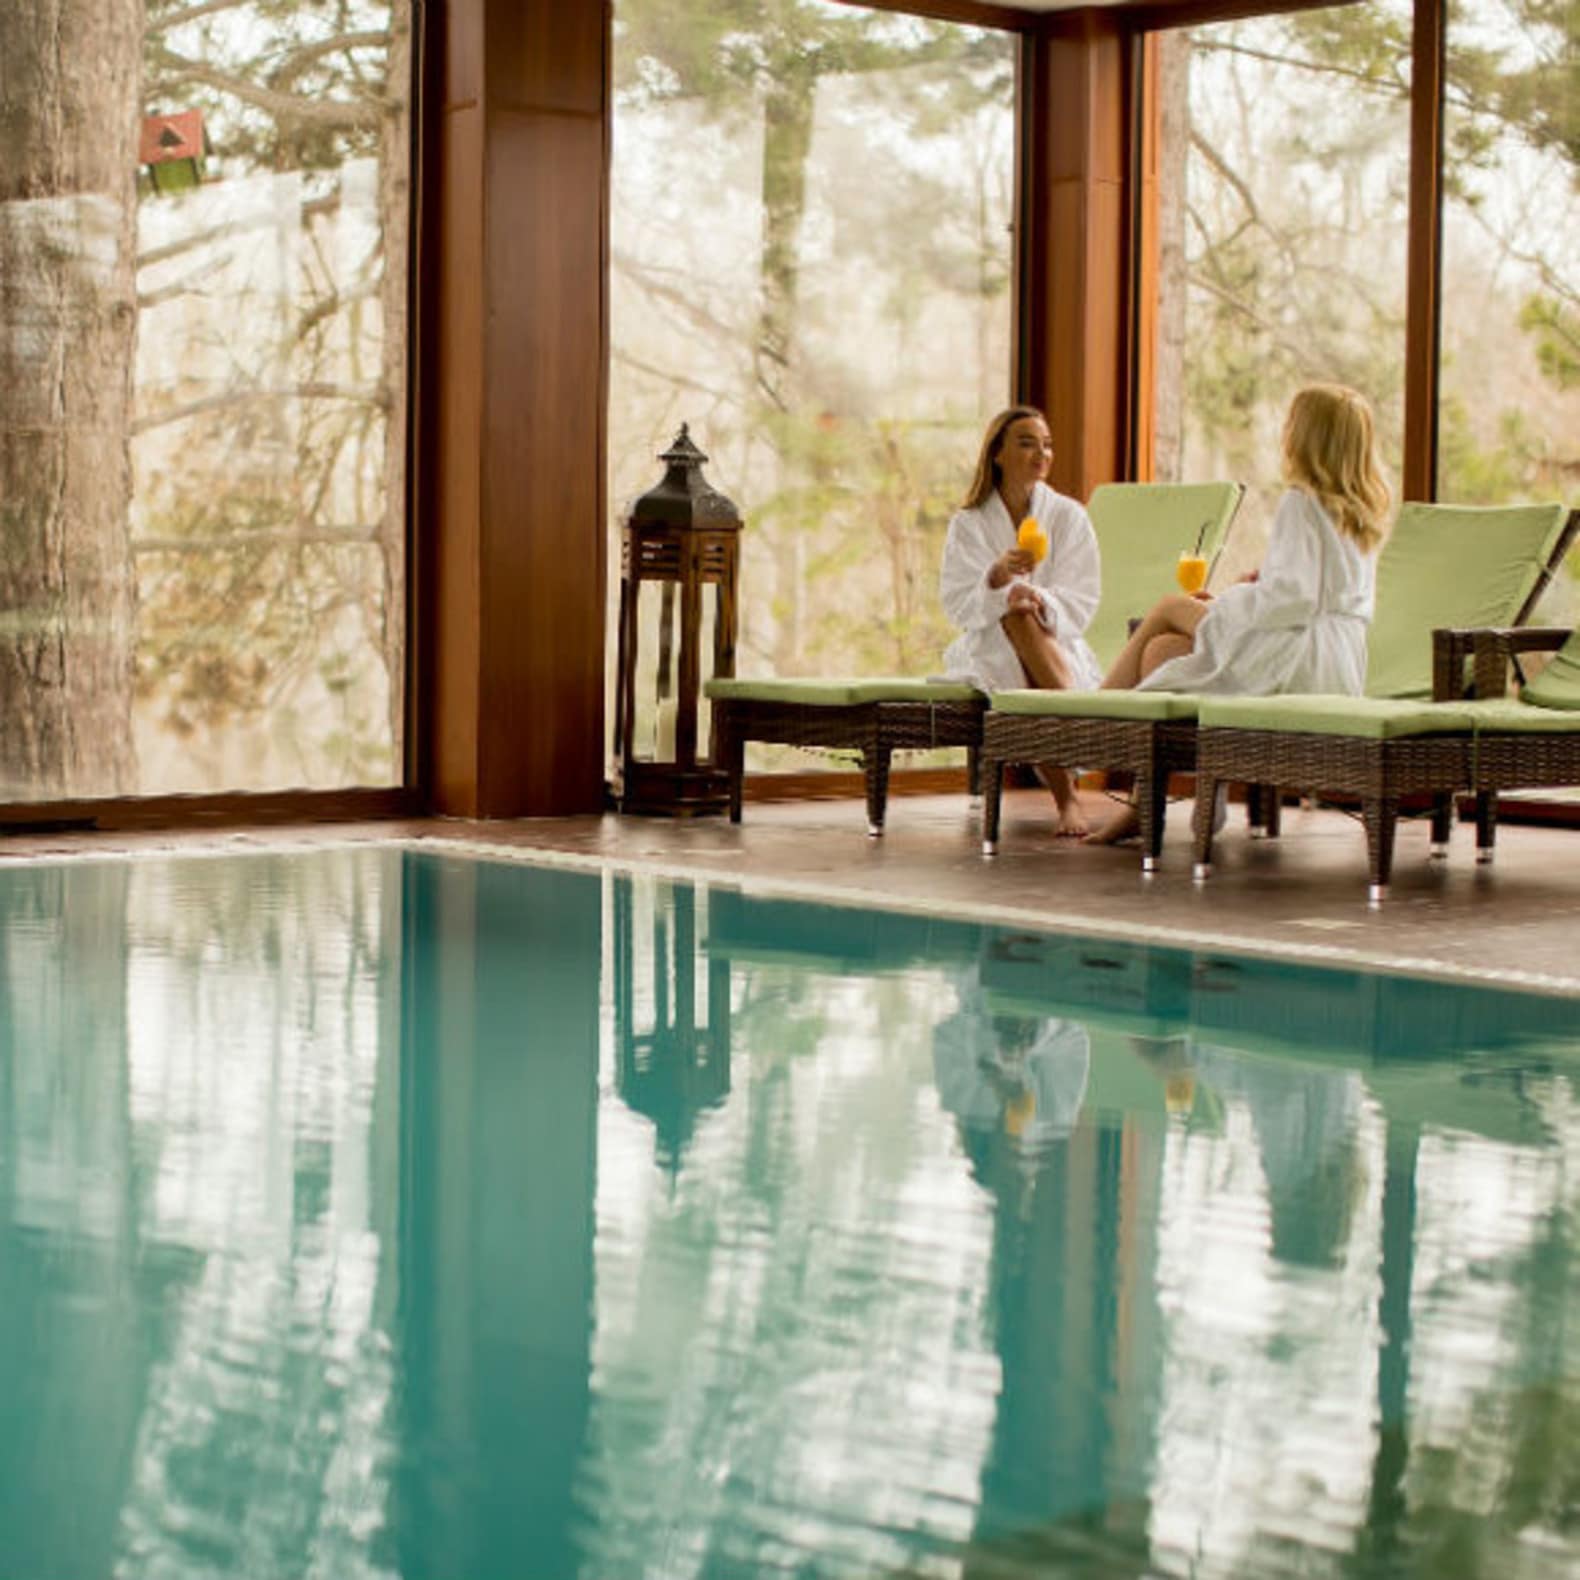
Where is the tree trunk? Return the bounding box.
[1152,31,1191,483]
[379,2,413,774]
[758,58,816,674]
[0,0,142,799]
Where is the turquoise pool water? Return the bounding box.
[2,847,1579,1579]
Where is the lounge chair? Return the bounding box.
[980,501,1580,872]
[1190,566,1580,902]
[708,480,1244,834]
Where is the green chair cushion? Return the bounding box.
[1520,629,1580,711]
[1462,698,1580,734]
[1365,501,1567,700]
[1084,481,1243,671]
[706,676,982,706]
[989,689,1202,721]
[1199,694,1477,738]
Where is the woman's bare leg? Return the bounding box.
[1101,594,1209,690]
[1000,608,1087,836]
[1141,631,1193,678]
[1086,625,1202,845]
[1000,608,1073,691]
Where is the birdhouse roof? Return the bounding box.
[140,109,206,167]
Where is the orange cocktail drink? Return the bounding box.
[1175,552,1208,595]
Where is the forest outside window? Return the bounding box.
[1146,3,1411,572]
[1439,0,1580,623]
[0,1,411,802]
[607,0,1017,771]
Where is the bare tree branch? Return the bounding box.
[132,382,387,435]
[1189,127,1262,227]
[135,524,381,553]
[149,44,382,129]
[1193,39,1407,99]
[268,30,389,86]
[147,0,258,36]
[137,191,341,270]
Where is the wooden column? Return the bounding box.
[417,0,611,817]
[1402,0,1445,503]
[1017,12,1132,501]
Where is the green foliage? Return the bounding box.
[1521,291,1580,389]
[612,0,1014,690]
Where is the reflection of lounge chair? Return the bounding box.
[981,501,1579,872]
[707,481,1243,834]
[1192,614,1580,899]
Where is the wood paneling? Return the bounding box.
[482,108,608,811]
[418,0,610,817]
[1130,34,1160,480]
[487,0,606,114]
[1403,0,1445,503]
[1019,14,1131,502]
[828,0,1030,29]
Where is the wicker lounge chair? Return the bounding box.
[708,479,1244,835]
[1190,580,1580,902]
[981,500,1580,872]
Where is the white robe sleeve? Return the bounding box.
[1029,494,1101,646]
[939,507,1013,638]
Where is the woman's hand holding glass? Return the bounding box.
[988,546,1036,588]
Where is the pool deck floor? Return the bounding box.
[6,787,1578,995]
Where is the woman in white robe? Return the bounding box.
[1089,383,1390,844]
[939,406,1103,834]
[1134,485,1375,696]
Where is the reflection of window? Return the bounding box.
[1440,0,1580,615]
[1149,8,1410,564]
[608,0,1015,769]
[130,3,411,795]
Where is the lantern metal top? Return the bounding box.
[628,423,740,530]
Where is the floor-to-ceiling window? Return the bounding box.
[1147,3,1412,569]
[0,1,411,804]
[607,0,1017,770]
[1439,0,1580,620]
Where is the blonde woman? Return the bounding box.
[939,406,1104,835]
[1089,383,1389,843]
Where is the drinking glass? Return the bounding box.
[1176,551,1208,595]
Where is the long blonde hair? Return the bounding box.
[1281,384,1390,552]
[962,405,1046,510]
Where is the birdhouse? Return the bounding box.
[140,109,208,194]
[611,424,741,815]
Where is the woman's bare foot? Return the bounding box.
[1035,765,1088,837]
[1054,798,1089,838]
[1083,801,1140,845]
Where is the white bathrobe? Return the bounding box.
[939,481,1104,692]
[1139,487,1375,697]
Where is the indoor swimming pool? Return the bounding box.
[2,845,1578,1579]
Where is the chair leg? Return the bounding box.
[721,712,745,824]
[1429,791,1454,856]
[1192,774,1220,879]
[864,744,892,837]
[1475,790,1499,864]
[1263,787,1282,839]
[966,746,982,800]
[982,758,1005,855]
[1363,796,1400,903]
[1244,781,1264,833]
[1138,768,1168,874]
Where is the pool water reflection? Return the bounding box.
[1,848,1578,1578]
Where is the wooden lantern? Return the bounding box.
[612,424,740,815]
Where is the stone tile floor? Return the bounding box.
[7,787,1575,994]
